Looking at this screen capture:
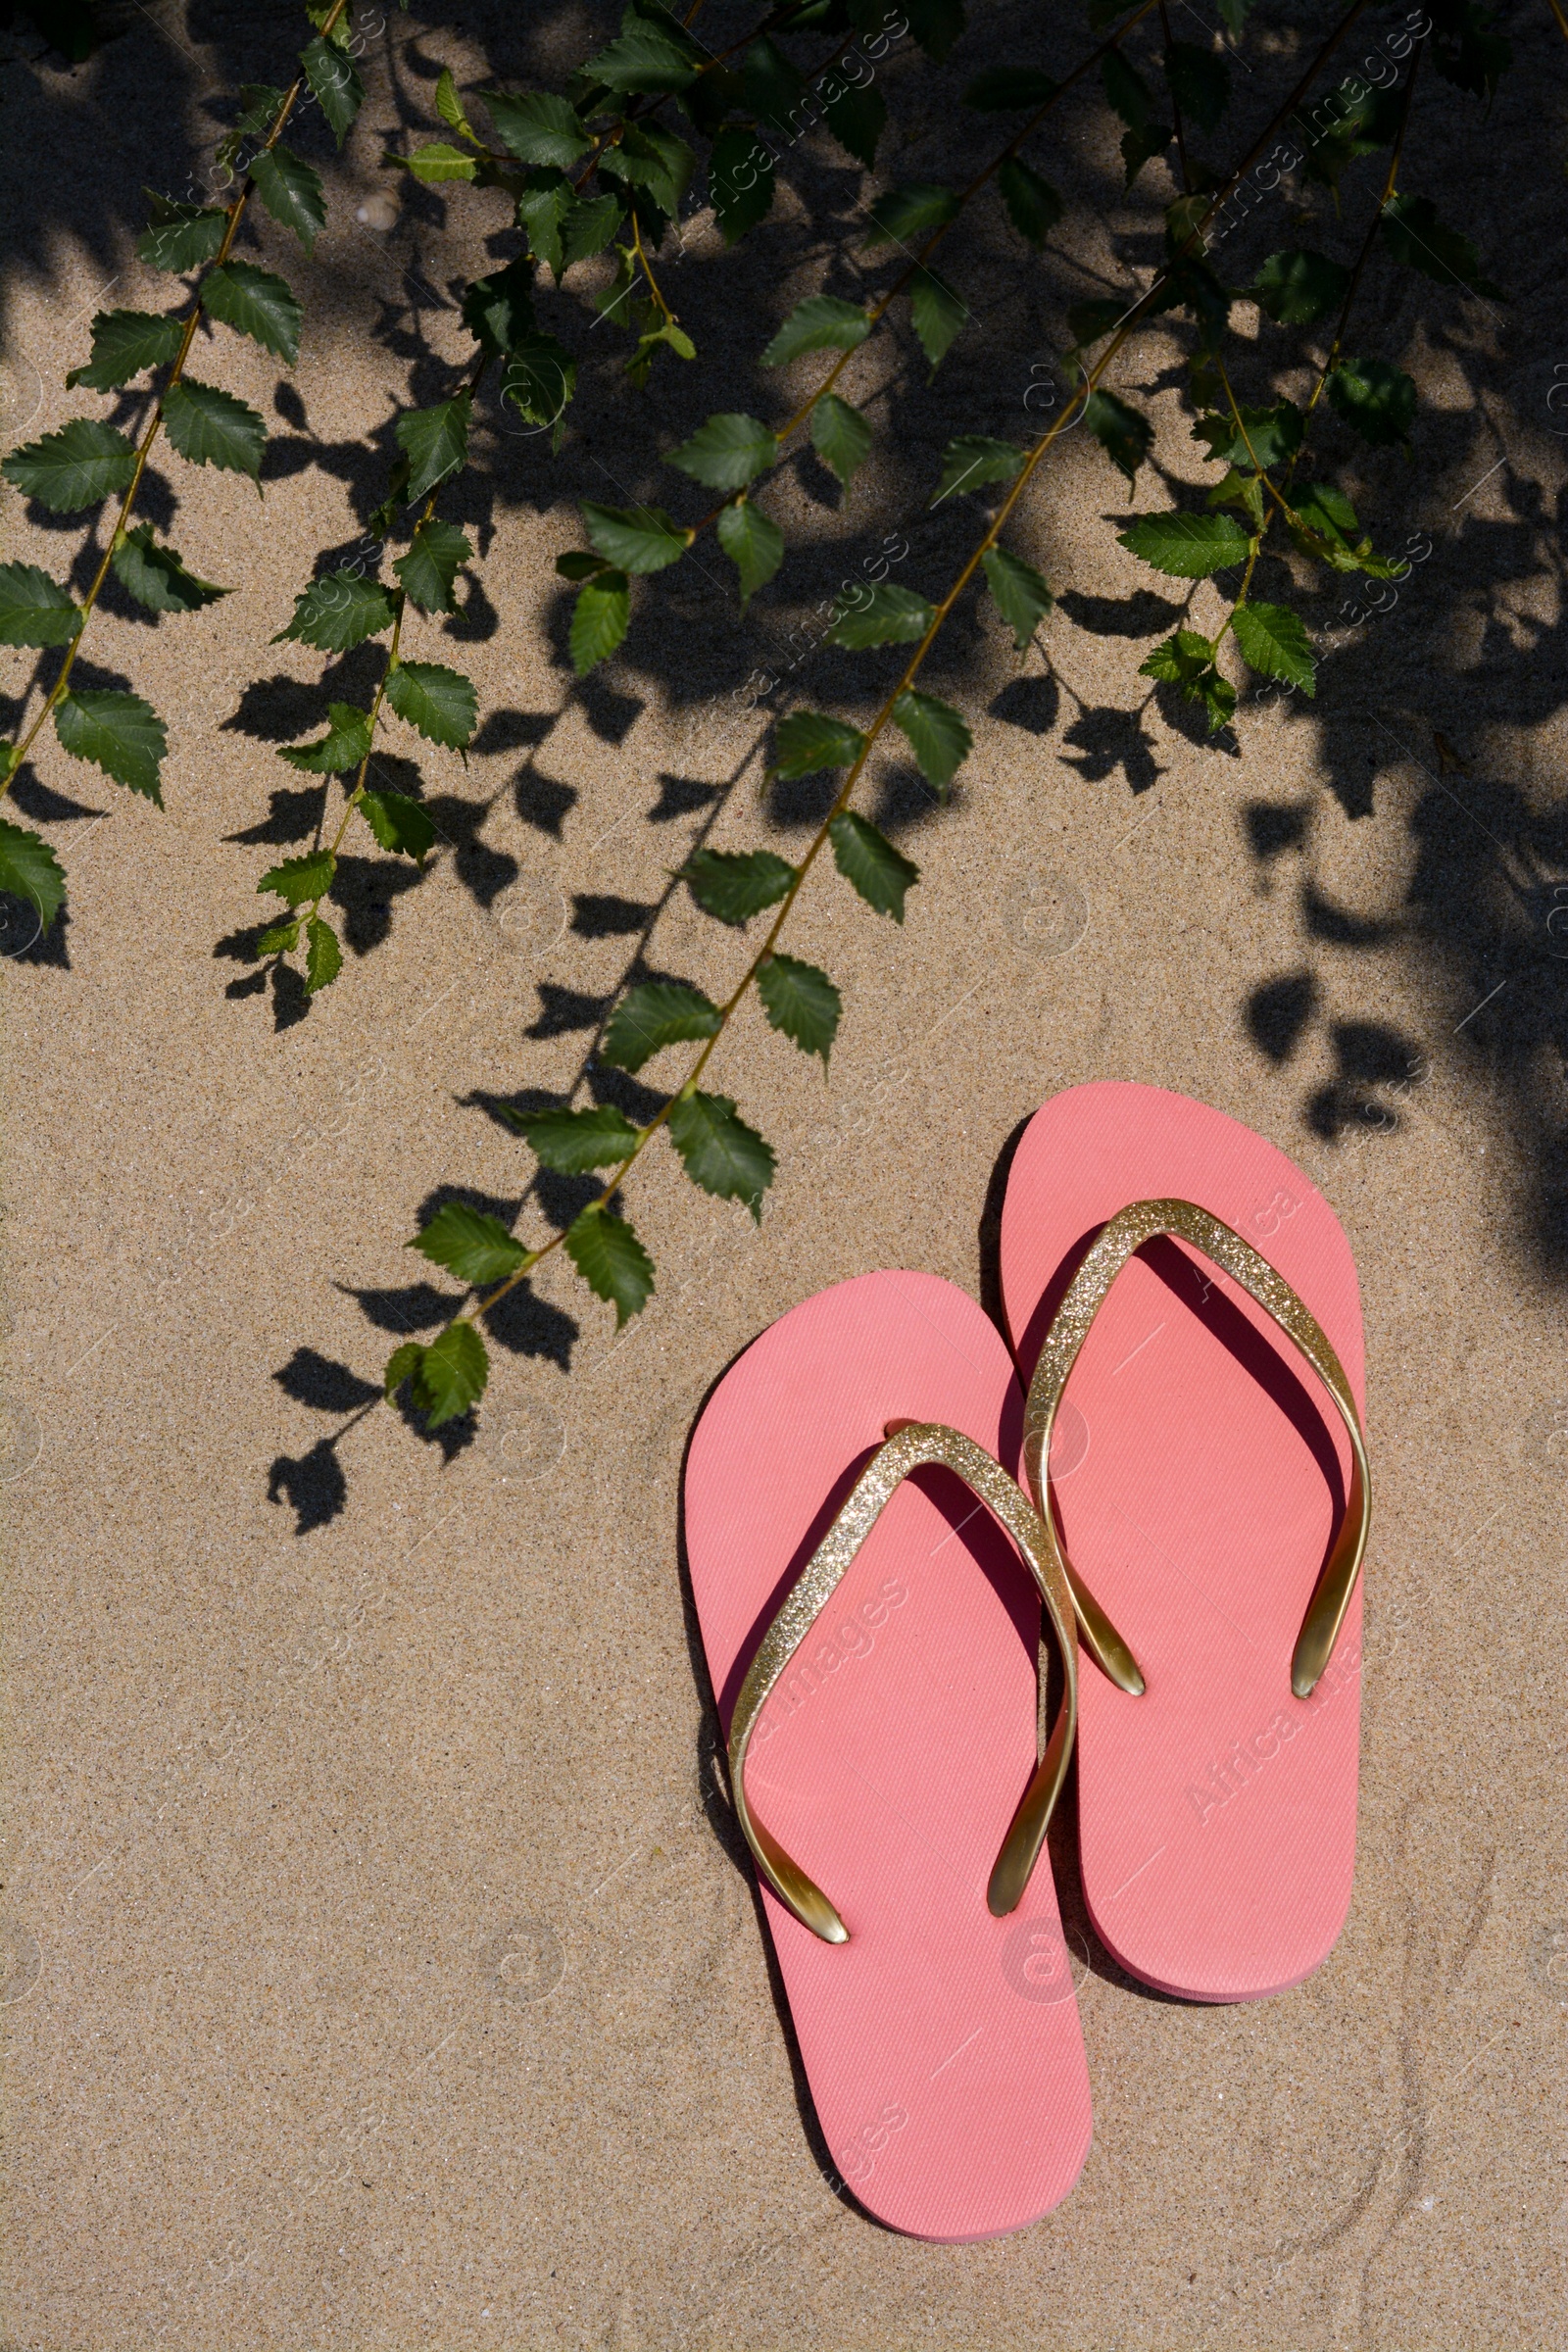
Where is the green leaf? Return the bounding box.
[233,82,288,140]
[257,918,299,955]
[864,183,960,248]
[397,139,478,183]
[0,563,78,647]
[483,88,593,170]
[715,500,784,601]
[909,269,967,371]
[111,524,226,614]
[1119,510,1250,577]
[202,261,303,365]
[602,980,721,1073]
[1206,466,1266,528]
[1327,357,1417,449]
[66,308,182,391]
[584,22,697,94]
[360,789,436,862]
[1381,194,1502,300]
[1067,296,1132,351]
[394,518,472,614]
[709,126,775,245]
[273,572,396,653]
[505,1102,641,1172]
[395,392,471,502]
[1192,399,1303,472]
[1231,602,1316,694]
[1139,628,1235,733]
[772,710,865,778]
[668,1091,775,1219]
[892,689,971,796]
[278,703,373,773]
[965,67,1059,110]
[564,1203,656,1328]
[258,848,334,906]
[55,689,166,802]
[581,501,687,574]
[304,913,343,992]
[0,818,65,929]
[384,661,478,750]
[301,33,364,146]
[997,156,1063,248]
[435,66,478,143]
[762,295,870,368]
[514,171,572,274]
[412,1201,526,1285]
[1084,389,1153,485]
[502,332,576,447]
[757,953,841,1066]
[1103,48,1152,129]
[136,193,227,273]
[1165,41,1230,134]
[680,847,794,925]
[385,1325,489,1427]
[557,552,605,583]
[561,192,624,270]
[934,434,1022,503]
[569,571,630,674]
[743,33,807,134]
[249,145,325,255]
[1431,6,1511,103]
[1120,121,1173,185]
[163,378,266,479]
[811,394,871,489]
[823,75,886,168]
[825,581,933,650]
[903,0,966,63]
[668,413,778,492]
[461,257,535,355]
[1252,248,1350,327]
[829,810,919,920]
[982,546,1053,650]
[1,418,136,512]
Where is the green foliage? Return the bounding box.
[259,849,335,906]
[385,1325,489,1426]
[829,811,919,921]
[1230,601,1316,693]
[0,818,66,928]
[864,184,960,248]
[668,413,778,491]
[413,1200,527,1283]
[891,689,971,796]
[935,436,1023,503]
[826,582,933,649]
[602,981,722,1072]
[1381,194,1502,300]
[163,378,267,478]
[202,262,304,365]
[1328,357,1418,448]
[903,0,967,65]
[569,571,630,672]
[823,76,886,168]
[716,501,785,601]
[462,258,536,355]
[680,848,795,925]
[305,913,343,992]
[398,140,478,183]
[278,703,374,773]
[435,66,478,143]
[582,502,688,574]
[743,34,807,135]
[1164,42,1230,135]
[249,146,325,254]
[982,546,1053,649]
[772,711,866,778]
[1119,510,1250,577]
[257,918,300,955]
[484,89,594,170]
[112,525,227,614]
[757,954,842,1065]
[998,158,1063,248]
[274,572,396,652]
[395,393,471,502]
[1195,397,1303,472]
[667,1091,775,1217]
[710,128,775,243]
[55,689,167,802]
[360,789,436,861]
[0,563,79,648]
[395,519,472,615]
[909,270,967,370]
[584,17,698,95]
[1139,629,1236,733]
[66,308,183,391]
[2,418,136,512]
[811,395,872,489]
[506,1102,641,1171]
[300,32,364,146]
[1084,390,1153,485]
[136,194,227,273]
[1252,249,1349,327]
[762,296,869,367]
[564,1203,656,1327]
[384,661,478,750]
[502,333,576,448]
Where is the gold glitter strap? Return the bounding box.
[1022,1197,1370,1701]
[726,1421,1080,1946]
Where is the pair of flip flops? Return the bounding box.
[683,1083,1368,2243]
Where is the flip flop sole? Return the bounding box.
[1000,1083,1365,2003]
[683,1269,1092,2240]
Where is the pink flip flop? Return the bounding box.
[682,1271,1093,2241]
[999,1082,1369,2004]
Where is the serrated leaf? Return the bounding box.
[829,810,919,920]
[384,662,477,751]
[909,270,967,372]
[483,88,593,170]
[1252,248,1350,327]
[562,192,624,270]
[360,788,436,861]
[257,918,300,955]
[259,849,334,906]
[111,524,226,614]
[1207,466,1266,528]
[569,571,630,674]
[413,1201,526,1284]
[581,501,687,574]
[892,689,971,796]
[982,545,1053,650]
[202,261,303,365]
[66,308,182,391]
[903,0,966,63]
[1119,510,1250,577]
[274,572,395,653]
[668,412,778,491]
[762,295,869,368]
[825,581,933,650]
[586,22,698,94]
[1231,602,1316,694]
[0,818,65,929]
[249,145,325,255]
[934,434,1022,504]
[715,501,784,602]
[394,518,472,614]
[1103,47,1152,130]
[1120,120,1172,185]
[772,710,865,778]
[301,33,364,147]
[514,170,571,274]
[599,122,695,218]
[505,1102,641,1172]
[564,1202,656,1328]
[1291,480,1360,546]
[1,418,136,512]
[709,124,775,244]
[435,66,477,143]
[743,33,806,135]
[278,703,373,774]
[386,1324,490,1427]
[397,139,477,183]
[680,847,794,925]
[667,1091,775,1219]
[965,67,1059,110]
[0,563,78,648]
[164,378,266,478]
[602,980,721,1073]
[55,689,166,802]
[1381,193,1502,300]
[395,392,470,503]
[1328,357,1417,449]
[1431,6,1511,103]
[234,82,288,140]
[1138,629,1236,733]
[461,257,535,356]
[823,75,885,168]
[557,552,605,582]
[304,913,342,992]
[1165,41,1230,135]
[864,183,960,248]
[136,193,227,273]
[1193,398,1303,472]
[1084,389,1153,485]
[757,953,841,1066]
[810,394,871,489]
[502,332,576,446]
[997,156,1063,248]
